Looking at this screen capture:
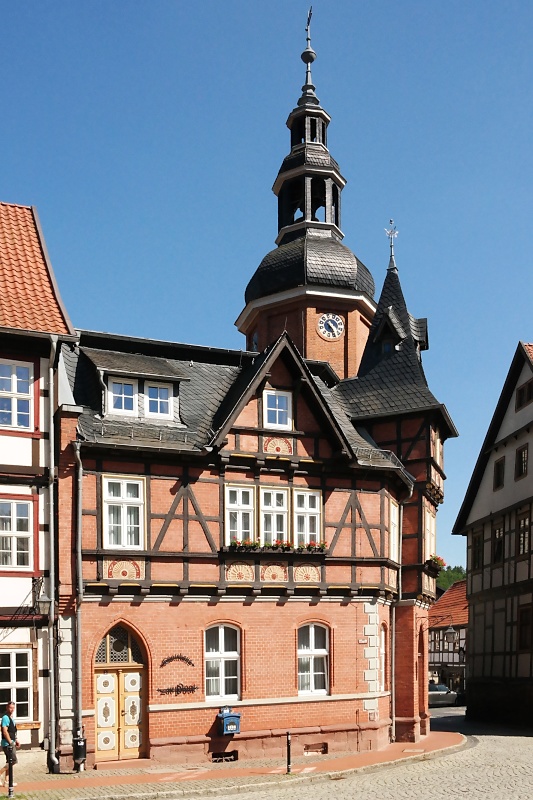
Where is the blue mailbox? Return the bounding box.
[217,706,241,735]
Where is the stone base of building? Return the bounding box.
[394,715,421,742]
[57,719,392,771]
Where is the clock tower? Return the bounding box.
[236,17,376,379]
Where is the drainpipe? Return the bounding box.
[47,335,59,772]
[390,483,413,743]
[73,441,84,770]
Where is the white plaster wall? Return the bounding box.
[0,435,32,466]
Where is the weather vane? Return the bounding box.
[306,6,313,47]
[385,219,398,256]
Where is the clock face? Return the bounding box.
[317,313,345,340]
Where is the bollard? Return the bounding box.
[286,730,291,774]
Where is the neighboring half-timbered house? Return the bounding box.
[454,342,533,721]
[0,203,76,763]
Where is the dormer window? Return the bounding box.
[146,382,173,419]
[109,378,137,416]
[263,390,292,431]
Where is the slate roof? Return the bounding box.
[335,257,456,438]
[81,348,189,381]
[0,202,74,336]
[429,580,468,628]
[277,145,341,177]
[245,231,375,304]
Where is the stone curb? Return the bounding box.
[20,735,468,800]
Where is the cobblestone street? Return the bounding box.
[214,710,533,800]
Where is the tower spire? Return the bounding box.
[385,219,398,271]
[298,7,319,107]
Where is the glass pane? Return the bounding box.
[241,490,250,506]
[241,512,250,536]
[0,504,11,531]
[0,397,12,425]
[205,628,219,653]
[275,493,285,508]
[223,627,238,653]
[229,511,238,537]
[298,658,311,691]
[296,494,305,509]
[228,490,237,506]
[314,626,327,650]
[126,507,140,546]
[0,364,11,391]
[16,538,29,566]
[297,516,305,534]
[308,495,317,509]
[15,366,30,393]
[107,482,121,498]
[263,515,272,534]
[298,626,310,650]
[313,657,327,690]
[108,506,121,545]
[160,399,169,414]
[0,537,11,565]
[123,384,134,398]
[16,505,29,532]
[276,514,285,534]
[263,492,272,508]
[0,668,9,684]
[148,386,158,399]
[126,483,140,499]
[17,399,30,427]
[149,399,158,413]
[159,388,169,401]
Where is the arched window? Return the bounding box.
[95,625,144,665]
[205,625,240,700]
[297,623,329,695]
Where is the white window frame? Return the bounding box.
[424,506,436,562]
[204,625,240,701]
[103,477,144,550]
[0,499,32,570]
[293,490,321,547]
[145,381,173,420]
[225,485,255,544]
[263,389,292,431]
[107,377,138,417]
[297,623,329,695]
[0,649,32,720]
[390,499,399,563]
[0,359,33,431]
[260,488,288,546]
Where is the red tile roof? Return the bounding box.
[0,202,74,336]
[429,579,468,628]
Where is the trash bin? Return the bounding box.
[73,735,87,766]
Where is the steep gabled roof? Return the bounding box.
[429,579,468,628]
[0,202,75,336]
[453,341,533,534]
[333,258,456,438]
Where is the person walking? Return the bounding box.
[0,701,19,788]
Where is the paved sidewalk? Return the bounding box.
[3,731,465,800]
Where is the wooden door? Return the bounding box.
[95,668,145,760]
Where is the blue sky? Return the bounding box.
[3,1,532,568]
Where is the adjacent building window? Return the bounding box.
[389,500,399,563]
[260,488,288,545]
[493,457,505,490]
[0,650,31,719]
[492,519,504,564]
[204,625,240,700]
[263,390,292,430]
[103,477,144,549]
[517,512,531,557]
[0,360,32,430]
[145,382,173,419]
[518,606,532,651]
[0,500,31,569]
[297,623,329,694]
[108,378,137,416]
[294,490,321,547]
[515,445,528,480]
[516,378,533,411]
[225,486,254,543]
[472,530,483,571]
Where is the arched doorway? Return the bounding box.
[94,625,147,761]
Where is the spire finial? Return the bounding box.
[385,219,398,270]
[298,7,319,107]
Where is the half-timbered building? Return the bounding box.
[50,32,456,768]
[428,580,467,691]
[0,28,457,769]
[454,342,533,721]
